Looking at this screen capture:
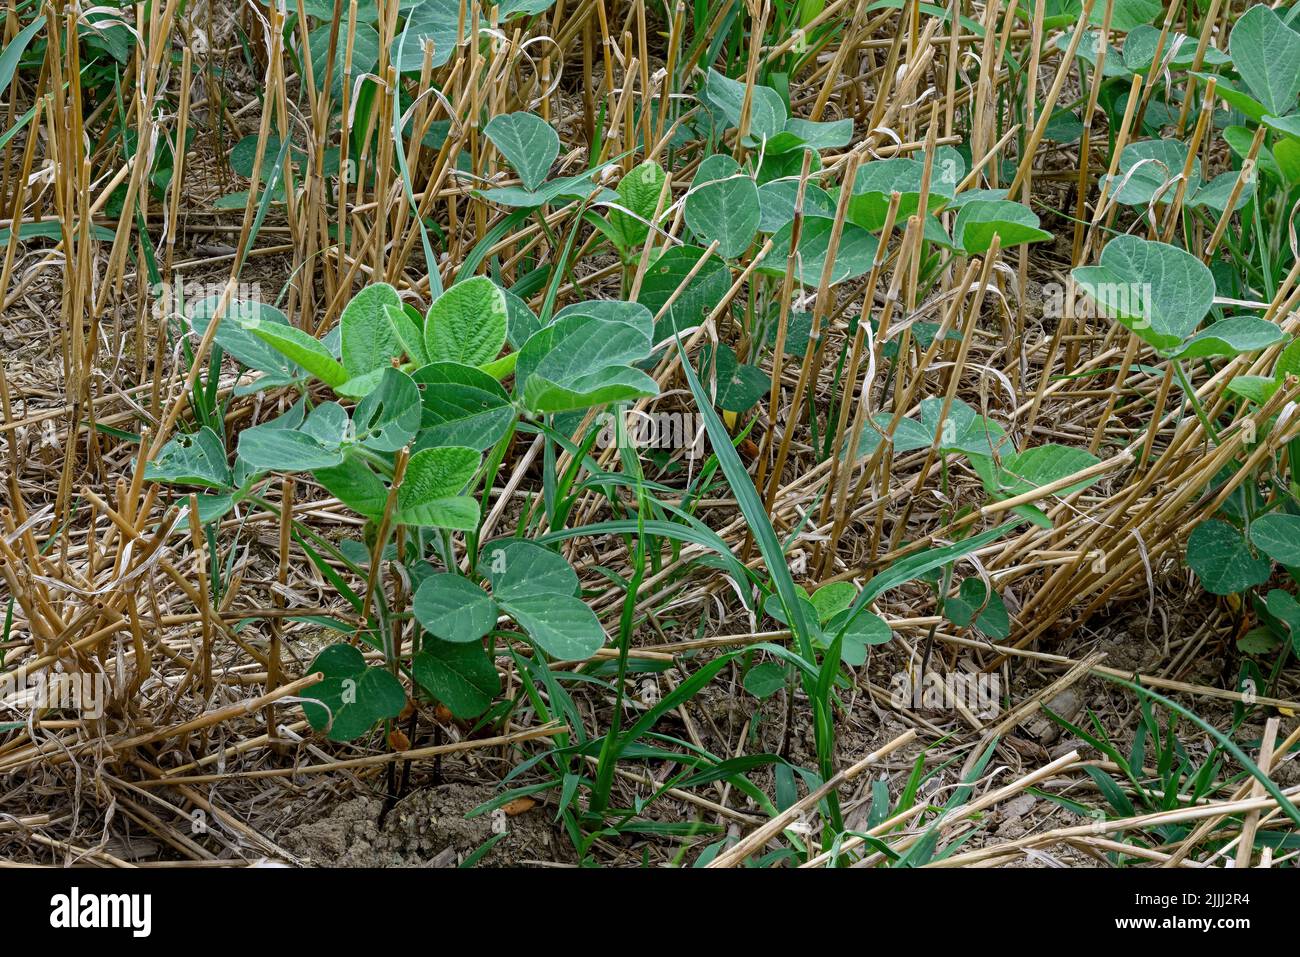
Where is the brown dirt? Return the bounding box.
[276,782,570,867]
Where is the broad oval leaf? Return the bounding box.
[384,302,429,366]
[607,159,666,252]
[413,573,499,643]
[188,297,303,383]
[953,199,1051,253]
[684,154,760,259]
[1072,235,1215,353]
[1174,316,1284,360]
[353,367,422,451]
[484,539,580,599]
[412,637,501,718]
[757,179,836,232]
[1249,513,1300,566]
[396,445,482,528]
[315,456,389,518]
[497,593,606,660]
[341,283,403,377]
[1188,519,1271,595]
[424,275,508,367]
[241,315,349,388]
[515,313,658,414]
[1229,4,1300,118]
[307,21,379,97]
[637,245,733,338]
[760,215,879,287]
[145,427,231,489]
[411,361,514,450]
[392,0,462,72]
[701,68,787,143]
[483,111,559,193]
[301,643,406,742]
[943,578,1011,640]
[1104,139,1200,207]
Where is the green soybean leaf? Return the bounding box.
[145,428,231,489]
[554,299,655,329]
[515,314,657,414]
[847,158,939,230]
[1226,375,1278,406]
[823,609,892,664]
[353,367,422,451]
[483,111,559,192]
[188,297,304,383]
[308,21,380,97]
[497,593,606,660]
[637,245,732,337]
[1271,136,1300,185]
[237,422,345,472]
[392,0,462,72]
[298,0,389,22]
[496,0,555,18]
[315,456,389,518]
[757,179,836,232]
[301,402,350,447]
[483,540,606,659]
[1104,139,1200,207]
[1173,316,1284,360]
[953,199,1051,253]
[1188,169,1255,212]
[685,154,761,259]
[943,578,1011,640]
[413,573,499,643]
[241,315,349,388]
[383,303,429,366]
[396,445,482,528]
[301,643,406,742]
[485,539,580,598]
[504,289,541,348]
[810,582,856,624]
[1249,513,1300,566]
[768,117,854,154]
[1265,113,1300,139]
[975,443,1102,499]
[341,283,403,377]
[424,275,508,367]
[1072,235,1215,353]
[708,342,770,413]
[1276,338,1300,381]
[1265,589,1300,655]
[1057,30,1130,78]
[478,168,615,208]
[412,636,500,718]
[918,396,1008,456]
[411,361,515,450]
[1123,24,1229,71]
[1229,4,1300,118]
[228,134,299,180]
[701,68,787,143]
[760,216,879,286]
[743,661,787,698]
[1187,519,1271,595]
[607,159,666,252]
[1092,0,1160,31]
